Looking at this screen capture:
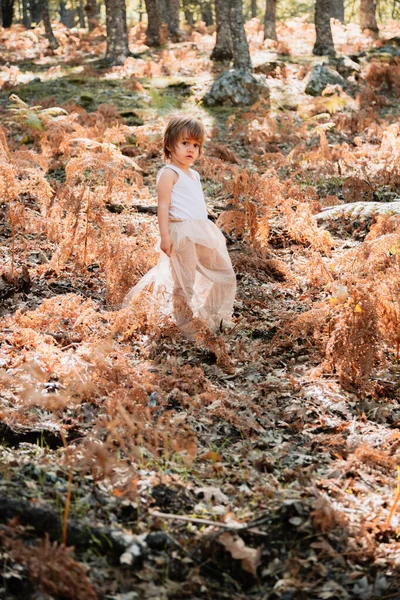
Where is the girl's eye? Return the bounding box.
[194,144,199,148]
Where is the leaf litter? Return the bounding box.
[1,16,400,600]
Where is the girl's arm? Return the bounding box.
[157,169,177,257]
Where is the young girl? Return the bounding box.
[123,115,236,336]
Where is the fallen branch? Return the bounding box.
[0,496,126,555]
[149,510,270,536]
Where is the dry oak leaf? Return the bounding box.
[219,532,261,576]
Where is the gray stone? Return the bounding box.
[329,55,361,78]
[202,69,270,107]
[367,45,400,61]
[254,61,284,75]
[304,64,346,96]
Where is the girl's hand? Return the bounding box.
[160,236,173,257]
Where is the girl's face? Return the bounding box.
[169,135,201,168]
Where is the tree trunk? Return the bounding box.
[144,0,162,45]
[30,0,40,23]
[167,0,180,37]
[2,0,15,27]
[264,0,277,40]
[230,0,252,70]
[77,0,85,27]
[84,0,99,31]
[105,0,130,64]
[360,0,378,32]
[184,8,192,25]
[210,0,233,61]
[59,0,75,27]
[251,0,257,18]
[201,1,213,25]
[159,0,167,22]
[313,0,335,56]
[331,0,344,21]
[39,0,59,48]
[22,0,31,27]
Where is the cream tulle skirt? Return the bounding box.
[122,219,236,334]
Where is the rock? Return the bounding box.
[314,199,400,222]
[367,45,400,62]
[146,531,170,551]
[119,110,144,126]
[202,69,270,107]
[79,93,94,105]
[329,55,361,78]
[304,64,346,96]
[254,61,284,76]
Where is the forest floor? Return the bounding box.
[1,17,400,600]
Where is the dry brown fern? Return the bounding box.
[325,284,380,392]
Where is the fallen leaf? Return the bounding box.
[219,532,261,576]
[200,451,222,462]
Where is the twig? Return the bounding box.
[385,467,400,527]
[149,510,270,536]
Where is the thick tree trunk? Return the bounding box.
[264,0,277,40]
[251,0,257,18]
[160,0,179,37]
[360,0,378,32]
[159,0,167,22]
[2,0,15,27]
[210,0,233,62]
[84,0,99,31]
[105,0,130,64]
[22,0,31,27]
[40,0,59,48]
[201,1,213,25]
[168,0,180,36]
[313,0,335,56]
[331,0,344,22]
[144,0,162,45]
[230,0,252,70]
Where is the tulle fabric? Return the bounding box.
[122,219,236,335]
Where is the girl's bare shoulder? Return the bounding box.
[157,166,179,187]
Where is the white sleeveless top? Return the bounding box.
[157,164,208,222]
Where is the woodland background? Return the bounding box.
[1,0,400,599]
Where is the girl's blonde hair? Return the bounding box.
[163,115,205,160]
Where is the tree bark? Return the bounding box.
[162,0,180,37]
[39,0,59,48]
[331,0,344,22]
[210,0,233,62]
[201,1,213,25]
[159,0,167,22]
[313,0,335,56]
[22,0,31,27]
[184,8,193,25]
[105,0,130,64]
[2,0,15,27]
[251,0,257,18]
[230,0,252,71]
[84,0,99,31]
[30,0,40,23]
[264,0,277,40]
[360,0,378,32]
[144,0,162,45]
[77,0,86,27]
